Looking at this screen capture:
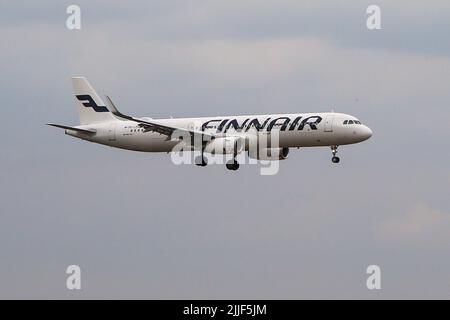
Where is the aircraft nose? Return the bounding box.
[360,125,373,141]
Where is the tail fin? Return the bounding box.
[72,77,116,124]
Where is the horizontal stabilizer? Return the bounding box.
[47,123,96,135]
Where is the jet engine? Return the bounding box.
[248,147,289,160]
[204,137,244,155]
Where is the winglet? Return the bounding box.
[105,95,130,120]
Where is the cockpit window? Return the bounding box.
[344,119,363,125]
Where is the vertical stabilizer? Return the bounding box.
[72,77,116,124]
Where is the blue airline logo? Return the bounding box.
[76,95,109,112]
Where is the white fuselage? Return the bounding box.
[65,112,372,152]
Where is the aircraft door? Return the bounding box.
[107,123,116,141]
[324,114,334,132]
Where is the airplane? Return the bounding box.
[48,77,372,171]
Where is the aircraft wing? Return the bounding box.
[105,95,215,141]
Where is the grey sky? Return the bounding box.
[0,0,449,299]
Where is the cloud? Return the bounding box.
[377,204,450,246]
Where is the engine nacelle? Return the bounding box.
[248,147,289,160]
[204,137,244,155]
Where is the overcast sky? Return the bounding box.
[0,0,449,299]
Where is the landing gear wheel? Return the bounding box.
[330,145,340,164]
[332,156,340,163]
[195,155,208,167]
[226,160,239,171]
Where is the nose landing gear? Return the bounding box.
[331,145,340,163]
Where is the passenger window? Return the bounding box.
[343,120,348,124]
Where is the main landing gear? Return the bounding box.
[195,140,209,167]
[195,154,208,167]
[196,138,241,170]
[331,145,340,164]
[226,140,240,171]
[226,159,239,171]
[196,154,239,170]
